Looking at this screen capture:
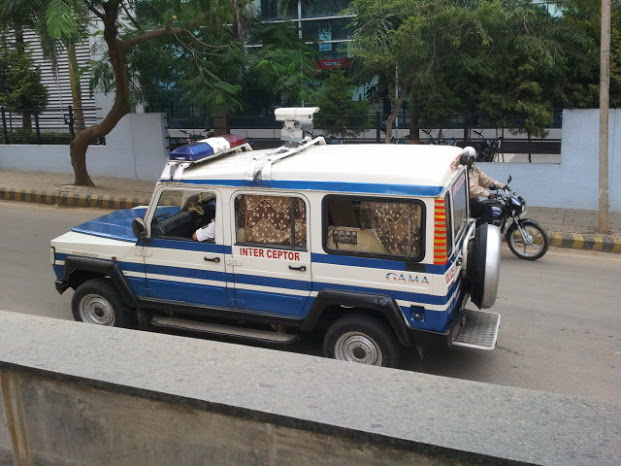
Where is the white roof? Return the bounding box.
[160,141,465,197]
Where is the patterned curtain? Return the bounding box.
[240,195,306,248]
[365,202,420,256]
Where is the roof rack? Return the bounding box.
[245,135,326,183]
[162,134,252,181]
[244,107,324,183]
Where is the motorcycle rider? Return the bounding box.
[461,146,508,224]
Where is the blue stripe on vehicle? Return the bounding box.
[233,289,309,317]
[146,238,230,254]
[166,179,444,197]
[144,264,227,282]
[233,272,312,291]
[312,277,459,307]
[310,252,457,274]
[145,278,228,307]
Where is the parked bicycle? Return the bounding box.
[421,128,457,146]
[472,130,502,162]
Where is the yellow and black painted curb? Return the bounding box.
[0,188,150,210]
[549,232,621,254]
[3,187,620,254]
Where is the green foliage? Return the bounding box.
[0,129,72,144]
[246,22,319,106]
[0,47,48,110]
[310,71,370,138]
[348,0,591,138]
[130,0,249,119]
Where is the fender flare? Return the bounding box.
[301,289,412,346]
[55,256,138,308]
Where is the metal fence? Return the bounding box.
[0,105,101,144]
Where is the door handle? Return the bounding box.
[288,265,306,272]
[204,256,220,263]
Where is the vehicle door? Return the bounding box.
[228,191,312,316]
[142,187,228,307]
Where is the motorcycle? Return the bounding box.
[482,176,549,260]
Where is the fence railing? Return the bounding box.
[0,105,101,145]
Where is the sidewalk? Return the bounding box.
[1,169,620,253]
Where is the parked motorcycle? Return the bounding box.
[482,176,549,260]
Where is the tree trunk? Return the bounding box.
[213,105,229,136]
[67,43,85,134]
[384,95,406,143]
[70,6,132,187]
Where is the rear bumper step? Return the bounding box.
[452,309,501,350]
[150,315,300,344]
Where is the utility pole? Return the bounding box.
[598,0,611,234]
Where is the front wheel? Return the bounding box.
[72,278,136,328]
[506,220,549,260]
[323,313,400,368]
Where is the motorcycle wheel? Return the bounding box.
[506,220,549,260]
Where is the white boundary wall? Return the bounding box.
[0,109,619,211]
[0,112,168,182]
[482,109,620,212]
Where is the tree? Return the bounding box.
[348,0,578,143]
[347,0,492,143]
[131,0,249,135]
[1,0,244,186]
[246,22,319,107]
[0,44,49,125]
[310,70,370,138]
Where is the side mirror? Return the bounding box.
[132,217,148,240]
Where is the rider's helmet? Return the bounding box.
[460,146,476,167]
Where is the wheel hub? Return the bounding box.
[80,294,115,326]
[334,332,382,365]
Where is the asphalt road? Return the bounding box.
[2,201,620,404]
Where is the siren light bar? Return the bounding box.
[169,134,249,163]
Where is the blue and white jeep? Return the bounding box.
[51,107,501,368]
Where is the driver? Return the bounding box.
[461,146,508,224]
[193,218,215,242]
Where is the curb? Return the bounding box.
[2,187,620,254]
[549,232,621,254]
[0,188,150,210]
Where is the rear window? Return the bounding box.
[323,196,425,261]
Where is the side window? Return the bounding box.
[150,189,217,241]
[234,194,307,250]
[451,171,468,241]
[324,196,424,260]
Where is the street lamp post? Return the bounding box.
[598,0,611,234]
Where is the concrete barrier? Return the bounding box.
[1,311,620,465]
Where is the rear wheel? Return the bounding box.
[323,313,400,368]
[72,278,136,328]
[507,221,549,260]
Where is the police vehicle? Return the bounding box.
[51,107,501,368]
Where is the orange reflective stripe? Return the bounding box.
[433,197,449,264]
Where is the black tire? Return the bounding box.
[323,313,400,368]
[506,220,549,260]
[72,278,136,328]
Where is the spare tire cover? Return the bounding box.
[469,223,501,309]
